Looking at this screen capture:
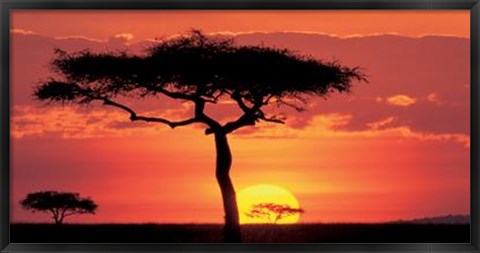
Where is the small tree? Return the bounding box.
[20,191,98,225]
[34,30,365,241]
[245,203,304,224]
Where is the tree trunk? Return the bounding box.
[59,216,65,225]
[54,216,62,225]
[214,132,242,243]
[52,210,62,225]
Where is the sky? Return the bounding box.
[10,10,470,224]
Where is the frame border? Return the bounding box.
[1,0,479,252]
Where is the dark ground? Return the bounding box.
[11,223,469,243]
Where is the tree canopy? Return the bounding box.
[20,191,98,224]
[34,30,366,135]
[245,203,305,224]
[33,30,366,241]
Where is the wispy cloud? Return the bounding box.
[233,113,470,148]
[10,28,36,35]
[367,116,397,130]
[10,29,469,147]
[11,105,192,139]
[113,33,134,41]
[208,30,468,40]
[380,94,418,107]
[54,35,105,43]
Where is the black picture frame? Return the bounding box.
[1,0,479,252]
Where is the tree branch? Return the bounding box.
[276,98,306,112]
[192,99,222,135]
[63,211,81,217]
[49,208,58,221]
[147,89,223,133]
[155,86,220,104]
[263,95,275,105]
[221,114,257,134]
[60,208,67,221]
[99,97,201,129]
[101,98,137,120]
[216,96,265,135]
[258,115,285,124]
[168,118,200,128]
[157,88,196,101]
[231,92,251,113]
[257,110,286,124]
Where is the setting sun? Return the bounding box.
[237,184,302,224]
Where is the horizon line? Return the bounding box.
[11,213,471,225]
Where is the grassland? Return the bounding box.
[10,223,469,243]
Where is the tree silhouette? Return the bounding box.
[245,203,305,224]
[20,191,98,225]
[34,30,366,242]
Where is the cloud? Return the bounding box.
[383,95,417,107]
[367,116,397,130]
[308,113,352,130]
[425,92,446,105]
[233,113,469,148]
[55,33,134,44]
[426,93,438,102]
[55,35,104,43]
[11,30,469,141]
[10,105,193,139]
[10,28,36,35]
[113,33,134,41]
[106,33,134,47]
[11,102,470,149]
[397,127,470,148]
[208,31,468,40]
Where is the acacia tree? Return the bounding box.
[20,191,98,225]
[245,203,305,224]
[34,30,365,242]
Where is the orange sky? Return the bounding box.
[11,10,469,41]
[10,10,470,224]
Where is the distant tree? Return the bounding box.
[20,191,98,225]
[245,203,305,224]
[34,30,366,242]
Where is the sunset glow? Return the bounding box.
[10,10,470,225]
[237,184,301,224]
